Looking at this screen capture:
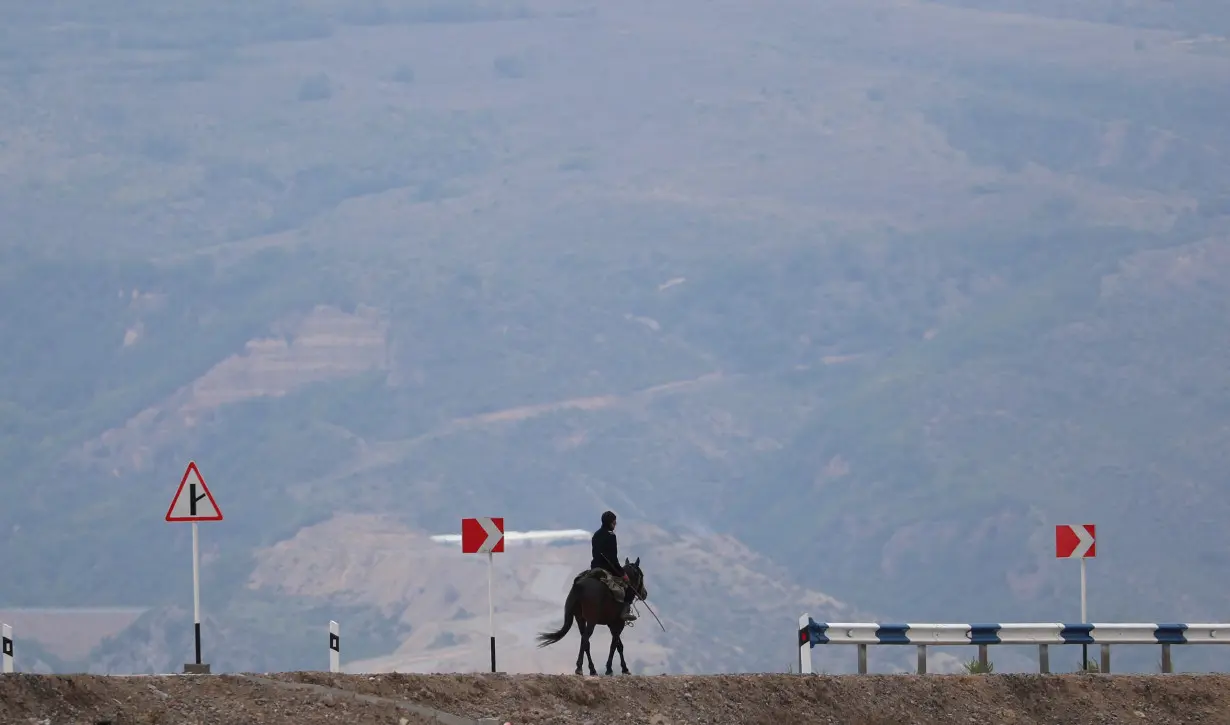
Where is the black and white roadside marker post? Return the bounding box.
[2,623,12,673]
[165,460,223,674]
[461,517,504,673]
[329,620,340,673]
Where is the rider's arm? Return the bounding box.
[601,531,625,576]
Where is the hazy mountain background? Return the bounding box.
[2,0,1229,676]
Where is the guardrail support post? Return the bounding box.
[1099,644,1110,673]
[916,645,926,674]
[1038,644,1049,673]
[977,644,988,670]
[857,643,867,674]
[1161,644,1172,673]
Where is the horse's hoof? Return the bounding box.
[575,667,583,675]
[588,669,598,676]
[621,669,631,675]
[604,669,613,676]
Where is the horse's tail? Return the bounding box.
[536,581,580,648]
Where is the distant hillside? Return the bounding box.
[0,0,1228,674]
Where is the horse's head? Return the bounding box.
[624,556,648,601]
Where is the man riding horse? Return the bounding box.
[591,510,637,621]
[536,510,650,675]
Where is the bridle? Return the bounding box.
[611,558,665,633]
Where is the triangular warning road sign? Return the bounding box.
[165,461,223,522]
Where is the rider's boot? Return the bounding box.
[620,589,638,621]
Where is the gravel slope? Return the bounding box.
[5,672,1230,724]
[0,674,444,725]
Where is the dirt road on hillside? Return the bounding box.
[5,672,1230,724]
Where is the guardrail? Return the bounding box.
[798,614,1230,674]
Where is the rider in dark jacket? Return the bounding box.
[591,510,636,621]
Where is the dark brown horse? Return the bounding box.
[535,557,648,675]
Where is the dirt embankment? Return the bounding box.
[4,672,1230,724]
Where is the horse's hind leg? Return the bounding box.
[604,627,618,676]
[574,614,587,675]
[582,621,598,676]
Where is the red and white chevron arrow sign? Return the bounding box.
[461,517,505,554]
[1055,524,1096,558]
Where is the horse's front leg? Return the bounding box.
[609,622,630,674]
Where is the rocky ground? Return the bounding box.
[4,672,1230,724]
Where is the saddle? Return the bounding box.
[574,567,626,598]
